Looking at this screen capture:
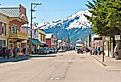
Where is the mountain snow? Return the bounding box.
[37,10,92,43]
[37,10,91,30]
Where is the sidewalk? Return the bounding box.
[92,54,121,70]
[0,55,29,63]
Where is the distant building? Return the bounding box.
[21,25,46,54]
[45,33,57,48]
[91,34,103,48]
[84,34,91,48]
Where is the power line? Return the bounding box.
[37,9,82,12]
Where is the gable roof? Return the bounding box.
[45,34,53,39]
[0,7,19,17]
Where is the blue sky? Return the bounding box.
[0,0,92,23]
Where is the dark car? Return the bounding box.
[49,48,57,53]
[39,48,49,54]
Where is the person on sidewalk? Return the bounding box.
[99,46,103,55]
[114,44,119,59]
[13,47,17,58]
[97,46,100,55]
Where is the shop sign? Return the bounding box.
[115,35,120,40]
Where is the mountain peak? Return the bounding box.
[37,10,92,43]
[37,10,91,30]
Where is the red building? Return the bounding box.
[45,33,57,48]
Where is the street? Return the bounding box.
[0,51,121,82]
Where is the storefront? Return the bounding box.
[0,13,8,47]
[0,4,28,55]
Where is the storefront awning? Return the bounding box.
[32,39,48,47]
[32,39,41,45]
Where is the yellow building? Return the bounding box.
[37,29,46,43]
[0,4,28,55]
[0,12,8,47]
[29,29,46,54]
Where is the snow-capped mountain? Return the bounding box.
[37,10,92,43]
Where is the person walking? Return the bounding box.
[114,44,118,59]
[13,47,17,58]
[97,46,100,55]
[99,46,103,55]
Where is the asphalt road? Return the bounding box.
[0,51,121,82]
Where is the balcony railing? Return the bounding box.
[8,31,28,39]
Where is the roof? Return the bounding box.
[58,40,62,43]
[92,35,101,38]
[37,29,46,35]
[45,34,53,38]
[0,7,19,17]
[21,24,30,28]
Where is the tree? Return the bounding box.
[85,0,121,36]
[85,0,121,58]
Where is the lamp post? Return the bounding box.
[30,3,42,54]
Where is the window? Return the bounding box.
[3,40,6,47]
[41,35,42,41]
[0,40,2,47]
[0,40,6,47]
[2,26,4,33]
[0,22,2,35]
[12,26,17,34]
[0,22,6,35]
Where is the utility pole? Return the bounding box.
[30,3,42,54]
[102,36,105,62]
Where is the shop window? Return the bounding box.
[3,40,6,47]
[0,40,6,47]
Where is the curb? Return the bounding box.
[91,56,107,67]
[30,55,56,57]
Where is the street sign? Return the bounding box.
[115,35,120,40]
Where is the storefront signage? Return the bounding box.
[115,35,120,40]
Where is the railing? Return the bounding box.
[8,31,28,39]
[18,32,28,39]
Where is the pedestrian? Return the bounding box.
[0,46,2,57]
[23,48,26,55]
[94,47,98,55]
[99,46,103,55]
[13,47,17,58]
[2,47,6,57]
[97,46,100,55]
[6,47,10,59]
[114,44,118,59]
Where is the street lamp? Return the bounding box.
[30,3,42,54]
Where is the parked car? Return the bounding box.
[49,48,57,53]
[58,48,66,52]
[39,48,49,54]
